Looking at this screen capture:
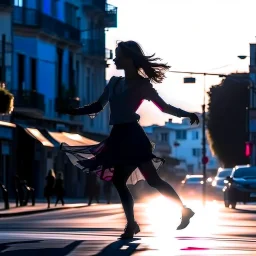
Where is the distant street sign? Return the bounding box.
[184,77,196,83]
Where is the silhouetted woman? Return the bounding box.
[55,172,65,206]
[59,41,199,239]
[44,169,56,208]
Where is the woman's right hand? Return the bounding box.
[56,105,74,115]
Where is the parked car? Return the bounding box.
[223,166,256,209]
[211,167,233,198]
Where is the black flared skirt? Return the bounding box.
[60,122,164,185]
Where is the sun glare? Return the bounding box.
[143,196,223,253]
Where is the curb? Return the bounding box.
[0,204,88,218]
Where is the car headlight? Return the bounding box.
[212,181,217,186]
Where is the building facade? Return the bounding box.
[0,0,117,198]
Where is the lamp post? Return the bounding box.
[170,70,227,206]
[202,74,207,206]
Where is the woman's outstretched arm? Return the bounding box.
[66,87,109,116]
[145,85,199,124]
[59,78,112,116]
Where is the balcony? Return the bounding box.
[13,6,80,45]
[155,143,172,156]
[10,90,45,114]
[81,0,105,13]
[55,97,80,113]
[105,4,117,28]
[0,0,13,10]
[82,39,105,58]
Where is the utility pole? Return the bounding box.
[202,103,207,206]
[202,74,207,206]
[170,70,226,206]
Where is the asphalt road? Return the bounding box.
[0,198,255,255]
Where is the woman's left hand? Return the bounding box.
[189,113,200,125]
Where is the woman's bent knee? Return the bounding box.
[147,177,163,188]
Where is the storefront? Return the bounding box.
[0,121,16,195]
[14,125,54,198]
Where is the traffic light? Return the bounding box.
[245,141,253,157]
[202,156,209,164]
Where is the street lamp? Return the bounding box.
[238,55,249,60]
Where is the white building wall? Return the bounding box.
[145,118,219,174]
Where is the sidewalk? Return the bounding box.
[0,198,89,218]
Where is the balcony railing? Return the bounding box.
[0,0,13,7]
[13,6,80,44]
[82,39,105,58]
[55,97,80,113]
[105,4,117,28]
[10,90,45,112]
[81,0,105,12]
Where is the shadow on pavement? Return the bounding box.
[0,240,83,255]
[95,238,140,256]
[95,238,156,256]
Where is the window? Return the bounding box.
[192,148,201,157]
[30,58,37,91]
[14,0,23,6]
[176,130,187,140]
[17,53,25,91]
[192,131,199,140]
[65,3,77,27]
[160,133,168,142]
[51,0,57,17]
[76,60,79,92]
[76,17,81,30]
[86,67,91,102]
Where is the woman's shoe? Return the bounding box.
[176,207,195,230]
[120,221,140,239]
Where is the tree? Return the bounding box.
[207,73,250,167]
[0,84,14,114]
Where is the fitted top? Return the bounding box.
[97,76,190,125]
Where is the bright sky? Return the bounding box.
[106,0,256,126]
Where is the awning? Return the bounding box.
[0,121,16,128]
[48,131,98,146]
[25,128,54,147]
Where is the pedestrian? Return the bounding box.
[44,169,56,208]
[87,172,100,206]
[13,174,21,206]
[104,181,112,204]
[59,40,199,239]
[55,171,65,206]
